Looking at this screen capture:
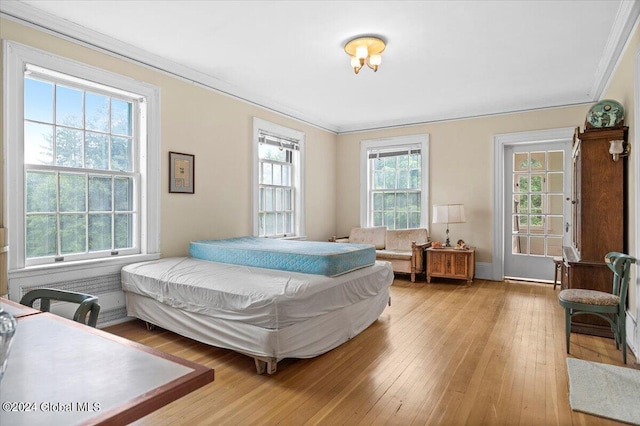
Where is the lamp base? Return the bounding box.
[444,228,451,247]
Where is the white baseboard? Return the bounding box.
[475,262,493,280]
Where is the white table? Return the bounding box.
[0,312,214,425]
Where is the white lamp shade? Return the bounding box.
[433,204,466,224]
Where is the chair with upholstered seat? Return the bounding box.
[558,252,636,364]
[20,288,101,327]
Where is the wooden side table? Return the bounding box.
[426,247,475,283]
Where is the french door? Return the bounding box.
[504,142,571,281]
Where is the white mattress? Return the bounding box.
[121,257,394,329]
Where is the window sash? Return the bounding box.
[22,67,142,266]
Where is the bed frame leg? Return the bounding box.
[254,357,278,375]
[145,321,156,331]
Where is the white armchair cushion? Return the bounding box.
[349,226,387,249]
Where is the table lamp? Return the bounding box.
[432,204,466,247]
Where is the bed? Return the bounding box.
[122,239,394,374]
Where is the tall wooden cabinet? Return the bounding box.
[562,126,628,337]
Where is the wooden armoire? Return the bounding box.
[562,126,628,337]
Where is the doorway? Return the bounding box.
[492,128,574,282]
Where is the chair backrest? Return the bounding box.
[349,226,387,249]
[386,228,429,251]
[20,288,101,327]
[605,252,637,308]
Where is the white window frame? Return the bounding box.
[252,117,305,238]
[3,41,160,286]
[359,134,430,228]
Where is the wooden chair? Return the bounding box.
[20,288,101,327]
[552,256,563,290]
[558,252,636,364]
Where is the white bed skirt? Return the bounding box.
[125,286,390,362]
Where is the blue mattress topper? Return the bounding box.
[189,237,376,276]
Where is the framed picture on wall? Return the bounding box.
[169,151,195,194]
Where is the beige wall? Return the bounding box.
[602,22,639,313]
[336,106,589,264]
[0,18,338,263]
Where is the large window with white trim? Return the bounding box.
[360,134,429,229]
[252,118,304,238]
[4,41,160,270]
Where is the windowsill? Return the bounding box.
[8,253,160,279]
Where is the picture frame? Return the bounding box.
[169,151,195,194]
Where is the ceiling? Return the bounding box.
[2,1,639,133]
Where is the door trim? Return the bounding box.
[492,127,575,281]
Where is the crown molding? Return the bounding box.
[0,0,339,134]
[589,0,640,100]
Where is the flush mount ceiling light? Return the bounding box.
[344,36,386,74]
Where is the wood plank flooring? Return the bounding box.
[106,278,638,425]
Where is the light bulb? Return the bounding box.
[356,45,368,60]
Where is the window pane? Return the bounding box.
[409,169,420,189]
[409,212,420,228]
[25,78,53,123]
[258,144,287,162]
[408,193,420,211]
[514,174,528,192]
[114,177,133,211]
[282,164,291,186]
[111,136,132,171]
[273,164,282,185]
[284,189,291,210]
[276,212,284,234]
[373,212,383,226]
[26,215,57,257]
[88,214,112,251]
[259,187,264,211]
[85,132,109,170]
[265,187,274,211]
[89,176,112,211]
[530,215,543,232]
[397,170,409,189]
[24,122,54,165]
[373,170,384,189]
[111,99,132,136]
[514,194,528,213]
[395,212,407,229]
[285,213,293,234]
[512,235,528,255]
[60,214,86,254]
[531,194,542,214]
[59,173,86,212]
[384,170,396,188]
[56,128,83,167]
[85,92,109,132]
[396,193,407,209]
[26,171,56,212]
[262,163,272,185]
[56,85,83,128]
[384,193,395,210]
[275,188,283,211]
[373,192,383,210]
[384,211,395,229]
[115,213,133,249]
[265,213,276,235]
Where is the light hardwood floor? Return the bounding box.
[106,278,638,425]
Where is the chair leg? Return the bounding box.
[565,308,571,354]
[553,265,559,290]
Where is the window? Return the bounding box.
[360,134,429,229]
[4,41,160,270]
[252,118,304,238]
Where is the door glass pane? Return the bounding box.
[514,174,528,192]
[514,152,529,171]
[530,174,545,192]
[547,237,563,256]
[548,151,564,171]
[512,235,527,254]
[548,194,563,215]
[530,152,545,170]
[548,172,563,192]
[530,236,545,255]
[548,216,564,236]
